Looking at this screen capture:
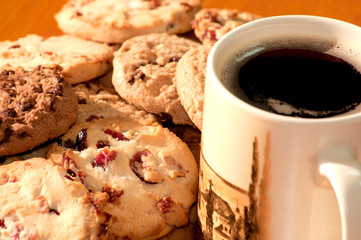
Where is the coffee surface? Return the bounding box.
[236,48,361,118]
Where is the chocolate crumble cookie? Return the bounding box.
[0,66,78,157]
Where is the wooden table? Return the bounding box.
[1,0,361,41]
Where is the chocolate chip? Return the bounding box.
[2,109,17,118]
[1,128,13,144]
[166,22,175,31]
[20,102,34,111]
[47,85,63,96]
[169,56,180,62]
[77,97,87,104]
[127,70,145,85]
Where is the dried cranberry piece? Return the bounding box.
[0,219,6,229]
[157,196,175,214]
[86,115,100,122]
[104,129,129,141]
[202,29,218,41]
[67,169,76,177]
[96,140,110,149]
[63,139,77,149]
[62,152,78,170]
[76,129,88,151]
[65,175,74,181]
[129,149,158,184]
[204,10,219,23]
[5,175,17,183]
[92,148,117,169]
[49,208,60,215]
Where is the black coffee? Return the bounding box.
[234,48,361,118]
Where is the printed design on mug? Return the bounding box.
[198,134,271,240]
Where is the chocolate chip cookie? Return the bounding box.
[176,45,211,130]
[73,77,158,126]
[0,34,113,84]
[55,0,201,43]
[112,33,200,125]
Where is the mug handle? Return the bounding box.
[317,146,361,240]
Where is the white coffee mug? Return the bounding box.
[198,15,361,240]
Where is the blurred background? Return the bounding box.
[1,0,361,41]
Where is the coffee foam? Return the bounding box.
[221,35,361,118]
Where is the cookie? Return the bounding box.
[191,8,261,45]
[73,78,158,126]
[0,34,113,84]
[55,0,201,44]
[112,33,201,125]
[47,117,198,239]
[0,143,51,165]
[0,66,78,157]
[176,45,211,130]
[0,157,110,239]
[165,124,201,166]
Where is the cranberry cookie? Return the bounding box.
[112,33,200,125]
[0,157,109,239]
[47,117,198,239]
[0,66,78,157]
[55,0,201,44]
[175,45,211,130]
[0,34,113,84]
[192,8,261,45]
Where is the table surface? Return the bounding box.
[1,0,361,41]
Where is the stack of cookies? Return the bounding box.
[0,1,260,239]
